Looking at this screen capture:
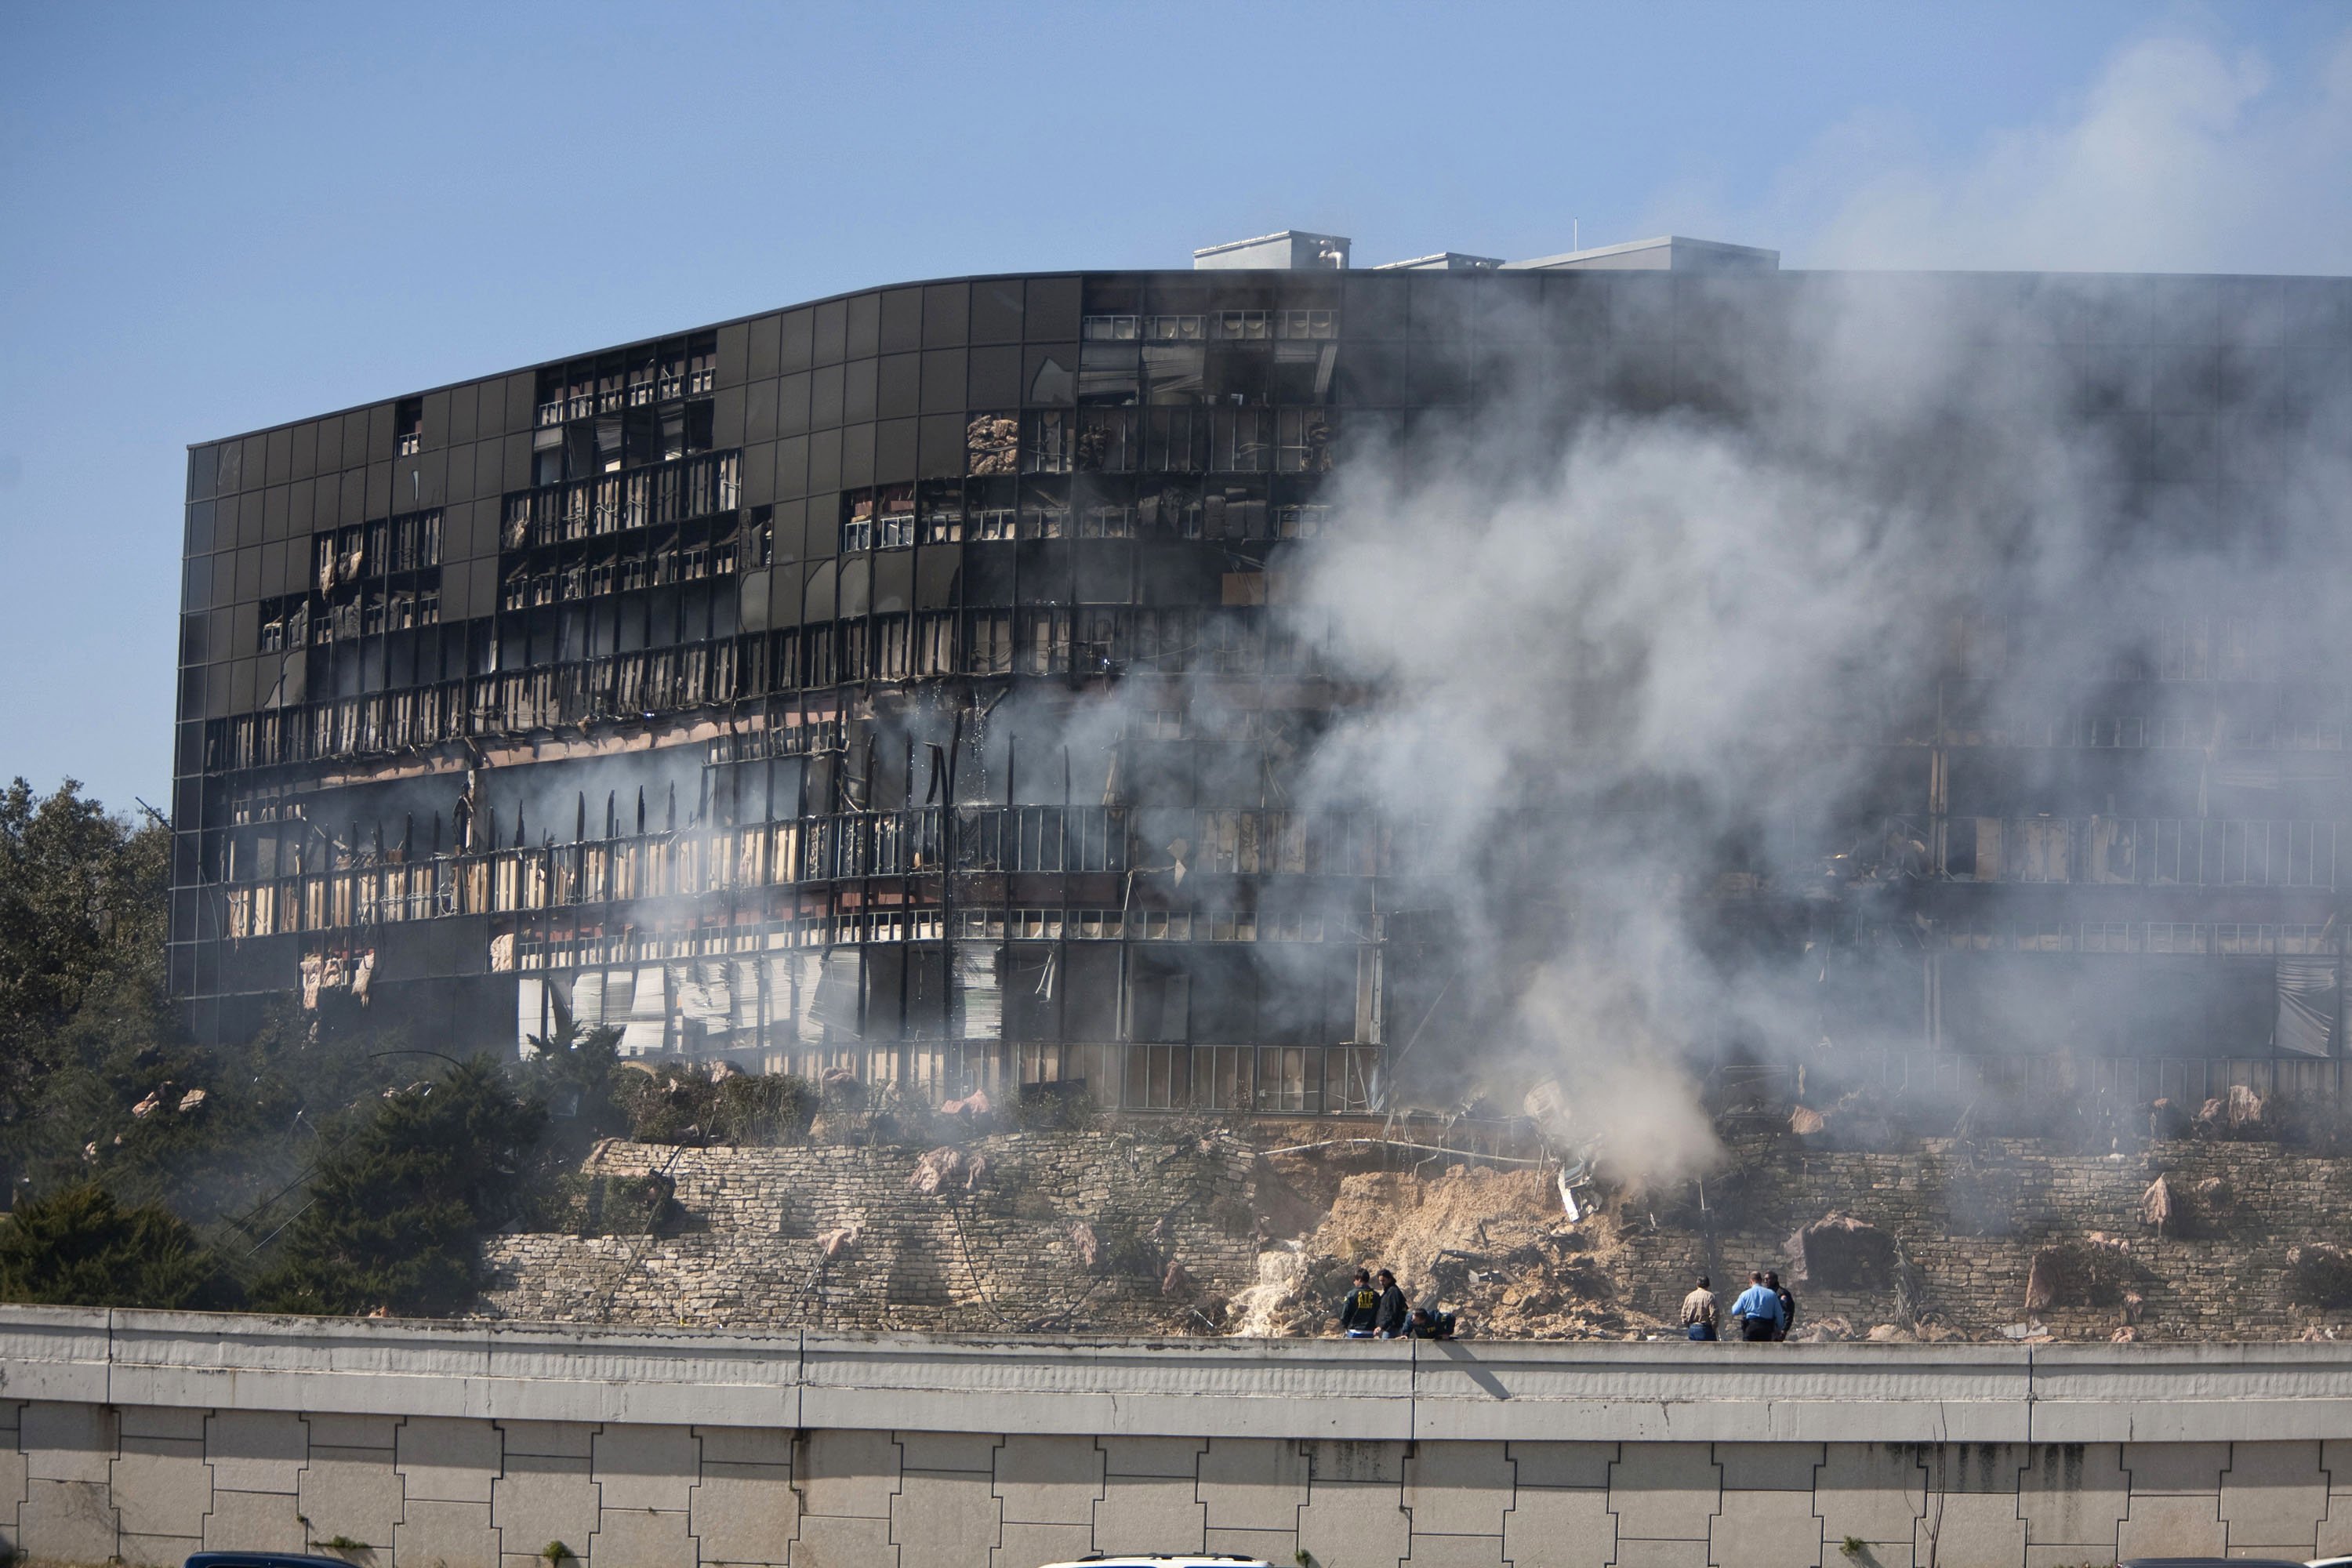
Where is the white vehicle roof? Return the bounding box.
[1034,1558,1275,1568]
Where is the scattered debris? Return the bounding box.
[2140,1174,2174,1234]
[132,1091,162,1119]
[2111,1325,2139,1343]
[940,1088,992,1120]
[2025,1234,2134,1312]
[906,1147,967,1196]
[2121,1290,2145,1325]
[2194,1084,2265,1135]
[1866,1323,1915,1343]
[1787,1089,1896,1149]
[1788,1314,1854,1343]
[1160,1260,1193,1298]
[1069,1221,1102,1269]
[176,1087,208,1114]
[815,1224,861,1261]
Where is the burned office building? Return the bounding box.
[172,232,2352,1113]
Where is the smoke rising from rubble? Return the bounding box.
[1279,263,2349,1188]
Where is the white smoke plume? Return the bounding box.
[1730,24,2352,274]
[1283,261,2347,1186]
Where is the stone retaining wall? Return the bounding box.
[483,1131,1263,1331]
[1617,1136,2352,1340]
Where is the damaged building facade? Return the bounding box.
[171,231,2352,1108]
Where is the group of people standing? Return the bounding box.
[1679,1271,1798,1341]
[1334,1268,1455,1340]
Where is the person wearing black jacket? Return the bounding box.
[1337,1269,1380,1337]
[1372,1269,1410,1339]
[1767,1271,1798,1342]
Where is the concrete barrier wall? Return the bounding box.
[5,1306,2352,1566]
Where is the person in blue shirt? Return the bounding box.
[1730,1272,1784,1341]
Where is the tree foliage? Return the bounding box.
[0,779,170,1187]
[0,1183,234,1309]
[251,1055,547,1316]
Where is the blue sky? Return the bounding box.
[2,2,2349,814]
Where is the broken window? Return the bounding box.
[1078,494,1135,538]
[918,481,964,543]
[1138,478,1201,538]
[395,397,423,457]
[1144,339,1206,403]
[536,367,566,427]
[1079,343,1140,406]
[875,485,915,548]
[1209,408,1272,471]
[1276,502,1332,537]
[1016,609,1069,675]
[1145,407,1209,470]
[1276,309,1338,339]
[967,612,1013,673]
[967,413,1019,476]
[626,349,657,407]
[1076,608,1118,672]
[915,612,956,674]
[873,615,910,680]
[1019,478,1069,539]
[1023,410,1074,474]
[534,425,565,488]
[1276,408,1334,472]
[1083,314,1140,341]
[1076,408,1137,472]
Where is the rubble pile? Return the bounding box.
[1237,1163,1644,1338]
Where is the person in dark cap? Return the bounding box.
[1337,1268,1380,1338]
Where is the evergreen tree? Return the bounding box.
[0,1183,235,1309]
[251,1055,546,1316]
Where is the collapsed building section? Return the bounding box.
[171,234,2352,1110]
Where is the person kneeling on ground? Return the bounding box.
[1680,1275,1719,1341]
[1406,1308,1457,1340]
[1372,1269,1410,1339]
[1730,1271,1784,1341]
[1338,1268,1381,1338]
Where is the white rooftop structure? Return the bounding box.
[1192,230,1352,270]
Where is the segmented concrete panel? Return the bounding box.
[9,1308,2352,1566]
